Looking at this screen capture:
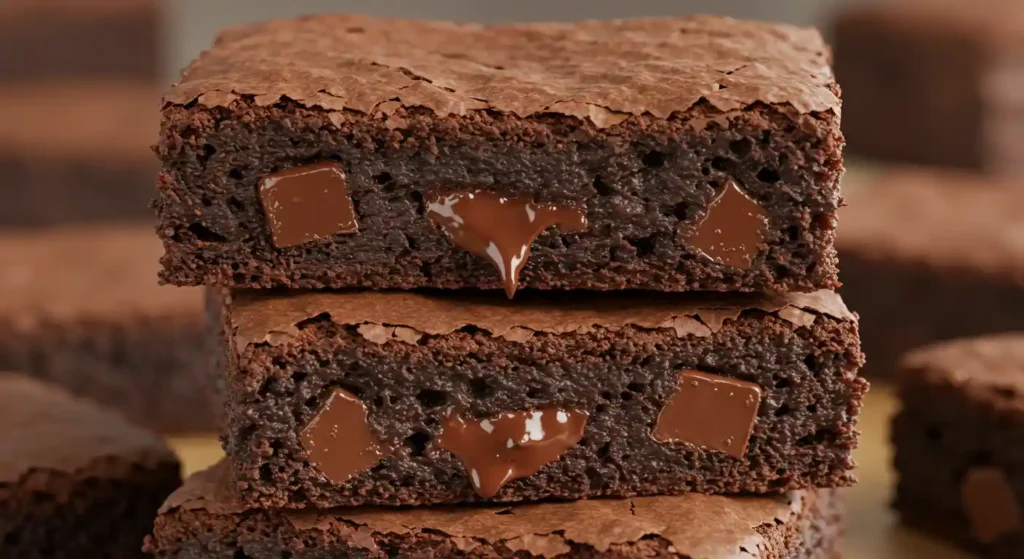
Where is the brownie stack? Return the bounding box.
[145,14,866,558]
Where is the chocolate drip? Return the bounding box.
[686,180,768,269]
[654,370,762,459]
[426,191,587,298]
[300,388,390,483]
[436,407,588,498]
[259,161,358,248]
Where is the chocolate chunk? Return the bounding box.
[961,466,1023,543]
[300,388,389,483]
[435,407,588,498]
[686,180,768,269]
[426,191,586,298]
[654,370,762,459]
[259,162,358,248]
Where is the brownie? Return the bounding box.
[832,0,1024,175]
[0,372,181,558]
[0,224,220,434]
[146,461,841,559]
[156,14,844,295]
[894,333,1024,557]
[216,287,866,509]
[836,167,1024,378]
[0,82,159,227]
[0,0,160,82]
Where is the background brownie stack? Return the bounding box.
[146,14,866,557]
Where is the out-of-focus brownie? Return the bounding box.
[894,333,1024,556]
[215,288,866,509]
[837,167,1024,378]
[0,0,160,81]
[146,461,842,559]
[157,14,845,295]
[0,82,158,227]
[833,0,1024,175]
[0,224,219,434]
[0,372,181,559]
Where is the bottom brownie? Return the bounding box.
[894,333,1024,557]
[147,461,840,559]
[0,373,181,559]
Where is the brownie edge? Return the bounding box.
[147,461,841,559]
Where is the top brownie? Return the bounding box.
[156,14,843,295]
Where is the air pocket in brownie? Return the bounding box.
[894,333,1024,556]
[156,14,843,294]
[215,288,866,509]
[146,461,843,559]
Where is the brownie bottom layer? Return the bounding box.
[838,253,1024,378]
[0,314,219,434]
[2,462,180,559]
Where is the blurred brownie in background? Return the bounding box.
[832,0,1024,175]
[0,0,160,82]
[0,224,219,434]
[894,333,1024,555]
[838,167,1024,378]
[0,82,158,227]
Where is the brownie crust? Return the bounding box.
[894,333,1024,556]
[0,373,181,559]
[218,289,866,509]
[147,462,841,559]
[157,14,843,294]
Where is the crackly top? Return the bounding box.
[163,461,808,558]
[0,81,159,162]
[901,333,1024,406]
[228,288,853,351]
[838,167,1024,277]
[164,14,839,127]
[0,372,175,486]
[0,224,202,322]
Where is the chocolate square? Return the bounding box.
[259,162,358,248]
[654,370,762,459]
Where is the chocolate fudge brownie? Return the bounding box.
[0,372,181,559]
[0,224,219,434]
[0,82,159,226]
[832,0,1024,175]
[837,167,1024,378]
[146,461,842,559]
[0,0,160,82]
[894,333,1024,556]
[216,288,866,508]
[157,14,844,295]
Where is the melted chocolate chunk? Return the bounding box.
[426,191,587,298]
[259,162,358,248]
[686,181,768,269]
[435,408,587,498]
[961,466,1023,543]
[300,388,389,483]
[653,370,762,459]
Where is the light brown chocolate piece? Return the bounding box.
[686,181,769,269]
[961,466,1023,543]
[300,388,390,484]
[426,191,586,298]
[229,289,854,353]
[259,162,358,249]
[654,370,762,459]
[435,408,587,498]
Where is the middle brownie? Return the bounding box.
[218,289,865,509]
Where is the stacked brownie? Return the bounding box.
[146,14,865,557]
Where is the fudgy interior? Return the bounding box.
[839,253,1024,378]
[1,461,180,559]
[0,313,218,434]
[147,490,840,559]
[893,375,1024,557]
[157,101,841,293]
[222,309,865,508]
